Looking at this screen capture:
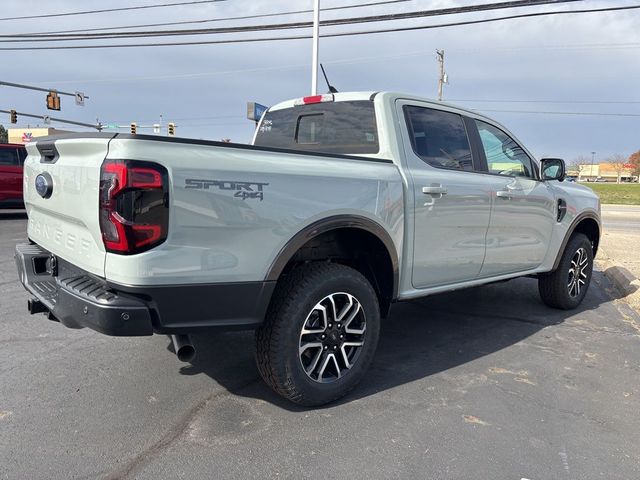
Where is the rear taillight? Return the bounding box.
[99,159,169,255]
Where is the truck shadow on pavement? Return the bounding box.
[179,271,621,411]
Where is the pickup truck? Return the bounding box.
[15,91,601,406]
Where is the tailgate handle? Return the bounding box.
[36,142,59,163]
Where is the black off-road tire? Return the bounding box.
[538,233,593,310]
[255,262,381,407]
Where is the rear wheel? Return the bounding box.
[538,233,593,309]
[255,262,380,406]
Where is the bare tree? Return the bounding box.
[568,155,590,179]
[606,153,628,184]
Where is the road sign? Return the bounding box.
[247,102,268,122]
[75,91,85,106]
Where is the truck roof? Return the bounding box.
[269,91,497,123]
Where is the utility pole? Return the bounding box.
[436,49,447,101]
[311,0,320,95]
[591,151,596,180]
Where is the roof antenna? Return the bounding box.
[320,64,338,93]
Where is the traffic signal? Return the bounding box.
[46,91,61,111]
[130,122,137,134]
[168,123,175,136]
[10,109,17,124]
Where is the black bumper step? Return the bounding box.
[15,243,153,336]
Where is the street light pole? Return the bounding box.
[591,151,596,181]
[311,0,320,95]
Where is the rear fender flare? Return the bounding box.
[265,215,399,299]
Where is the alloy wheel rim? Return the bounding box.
[567,247,589,298]
[298,292,366,383]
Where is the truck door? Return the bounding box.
[396,101,495,289]
[471,119,556,276]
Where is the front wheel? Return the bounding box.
[538,233,593,309]
[255,263,381,406]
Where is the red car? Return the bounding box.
[0,143,26,209]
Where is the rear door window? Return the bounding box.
[254,101,379,154]
[17,147,26,165]
[0,148,19,166]
[403,106,474,171]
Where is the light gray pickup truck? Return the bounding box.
[16,91,601,406]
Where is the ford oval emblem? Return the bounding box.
[35,172,53,199]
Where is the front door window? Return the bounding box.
[475,120,534,178]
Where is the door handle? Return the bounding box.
[422,185,448,195]
[496,190,512,199]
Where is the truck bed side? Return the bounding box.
[103,135,405,287]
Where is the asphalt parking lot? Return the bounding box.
[1,211,639,480]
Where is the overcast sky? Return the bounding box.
[1,0,638,162]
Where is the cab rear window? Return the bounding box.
[254,101,379,155]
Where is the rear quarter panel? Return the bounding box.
[104,138,404,286]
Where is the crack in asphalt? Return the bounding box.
[102,375,263,480]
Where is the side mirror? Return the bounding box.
[541,158,566,182]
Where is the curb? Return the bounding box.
[596,252,640,310]
[598,261,640,296]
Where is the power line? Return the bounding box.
[0,0,229,22]
[0,3,636,50]
[0,0,584,41]
[479,109,640,117]
[6,0,415,36]
[37,42,640,85]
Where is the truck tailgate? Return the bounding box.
[23,135,115,277]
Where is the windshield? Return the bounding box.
[254,100,379,155]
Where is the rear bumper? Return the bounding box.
[15,243,275,336]
[15,243,153,335]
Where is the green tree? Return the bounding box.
[0,124,8,143]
